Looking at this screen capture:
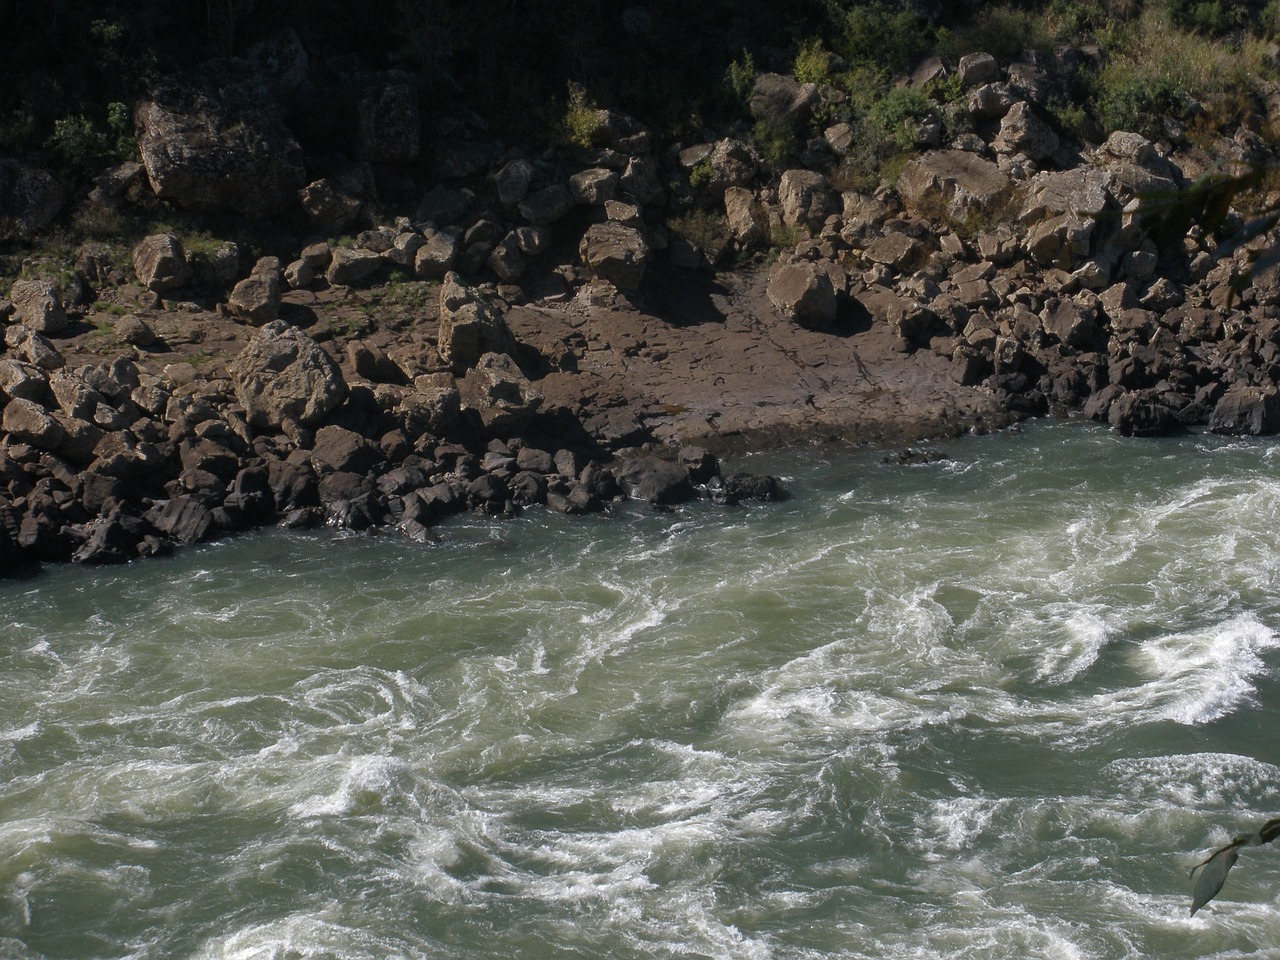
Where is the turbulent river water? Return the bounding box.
[4,419,1280,960]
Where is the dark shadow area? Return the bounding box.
[643,261,730,328]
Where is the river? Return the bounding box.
[3,419,1280,959]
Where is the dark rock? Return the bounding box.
[679,446,720,486]
[616,456,693,505]
[1209,386,1280,436]
[73,507,150,564]
[268,459,320,511]
[1107,389,1180,436]
[723,472,787,501]
[0,159,67,241]
[311,425,384,475]
[144,496,214,544]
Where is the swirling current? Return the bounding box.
[3,420,1280,959]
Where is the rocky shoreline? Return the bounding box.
[4,42,1280,572]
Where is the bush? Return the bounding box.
[1096,65,1185,139]
[936,5,1050,64]
[793,38,834,86]
[834,1,931,75]
[561,82,604,149]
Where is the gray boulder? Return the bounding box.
[0,160,66,241]
[229,321,348,430]
[993,102,1059,160]
[579,222,650,294]
[767,262,837,329]
[132,234,191,293]
[458,352,542,434]
[326,247,384,286]
[9,279,67,334]
[898,150,1014,224]
[706,139,759,198]
[228,256,283,325]
[518,184,574,225]
[134,72,306,218]
[437,272,518,373]
[298,177,363,232]
[778,169,835,231]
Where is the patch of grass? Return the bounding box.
[668,208,730,256]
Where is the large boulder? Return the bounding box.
[777,169,835,231]
[134,71,306,218]
[0,160,66,241]
[767,262,837,329]
[705,139,759,199]
[458,352,542,434]
[436,272,518,373]
[228,256,283,325]
[1209,386,1280,435]
[9,279,67,334]
[993,102,1059,161]
[228,321,348,430]
[898,150,1014,224]
[749,73,821,133]
[132,234,192,294]
[616,456,693,505]
[578,222,650,294]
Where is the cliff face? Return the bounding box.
[2,3,1280,568]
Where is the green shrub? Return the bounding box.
[871,87,934,148]
[561,82,604,149]
[793,38,834,86]
[834,1,931,75]
[936,6,1049,64]
[1096,65,1185,138]
[750,119,799,172]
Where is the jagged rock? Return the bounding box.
[311,424,384,474]
[2,398,64,450]
[0,359,47,401]
[400,373,461,437]
[489,232,527,282]
[284,258,317,290]
[8,280,66,334]
[145,496,214,544]
[228,257,283,325]
[132,234,191,294]
[856,287,940,343]
[6,326,64,370]
[620,156,663,204]
[864,233,927,272]
[590,109,652,154]
[298,177,363,232]
[518,184,574,225]
[722,472,787,501]
[968,82,1015,120]
[778,169,835,231]
[114,315,158,352]
[767,262,837,329]
[458,352,542,433]
[74,508,151,564]
[570,167,619,205]
[325,247,384,286]
[134,71,306,218]
[579,222,650,294]
[494,158,536,206]
[358,72,420,163]
[898,150,1014,224]
[723,186,770,246]
[706,139,759,198]
[1209,386,1280,435]
[617,456,693,504]
[0,159,66,241]
[413,229,459,279]
[437,273,518,373]
[229,321,348,430]
[749,73,821,132]
[994,102,1059,160]
[417,185,470,225]
[1108,389,1180,436]
[1019,168,1113,223]
[1025,214,1095,268]
[515,225,550,256]
[1040,297,1100,348]
[347,342,406,384]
